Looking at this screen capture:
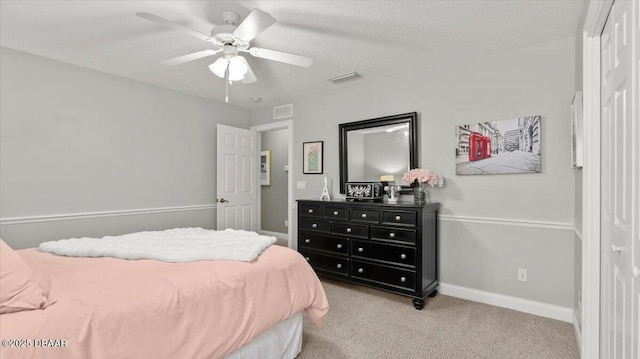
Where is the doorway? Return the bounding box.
[251,120,293,247]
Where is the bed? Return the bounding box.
[0,232,329,359]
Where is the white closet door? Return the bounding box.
[599,0,637,357]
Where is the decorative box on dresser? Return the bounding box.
[297,199,439,310]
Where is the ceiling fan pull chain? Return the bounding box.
[225,62,230,103]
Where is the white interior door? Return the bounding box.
[216,124,258,231]
[631,1,640,357]
[599,0,638,357]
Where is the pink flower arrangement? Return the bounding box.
[401,168,444,187]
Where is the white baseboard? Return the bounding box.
[439,283,574,323]
[573,311,582,356]
[260,230,288,242]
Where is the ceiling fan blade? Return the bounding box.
[160,49,221,66]
[136,12,213,43]
[233,9,276,42]
[241,62,257,84]
[247,47,313,68]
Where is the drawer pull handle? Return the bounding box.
[358,247,364,253]
[336,244,343,249]
[308,209,314,213]
[312,223,318,228]
[346,228,352,233]
[395,215,401,221]
[361,213,367,218]
[336,264,342,269]
[400,277,406,283]
[400,253,407,260]
[304,239,311,244]
[334,211,339,215]
[358,268,364,274]
[389,233,396,238]
[305,257,310,262]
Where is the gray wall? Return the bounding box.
[260,129,288,234]
[0,47,251,249]
[572,1,589,328]
[251,37,576,308]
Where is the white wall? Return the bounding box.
[251,37,576,308]
[0,47,251,249]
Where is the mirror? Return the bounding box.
[339,112,418,194]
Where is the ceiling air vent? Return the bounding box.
[328,72,361,84]
[273,104,293,119]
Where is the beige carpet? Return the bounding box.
[299,278,579,359]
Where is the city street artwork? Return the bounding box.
[455,116,541,175]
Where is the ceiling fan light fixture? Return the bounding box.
[209,56,248,81]
[209,57,228,78]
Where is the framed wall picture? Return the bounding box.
[260,150,271,186]
[571,91,583,168]
[303,141,323,174]
[455,116,541,175]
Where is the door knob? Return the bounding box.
[633,267,640,278]
[611,244,622,254]
[218,198,229,203]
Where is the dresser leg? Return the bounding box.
[428,289,438,297]
[412,298,425,310]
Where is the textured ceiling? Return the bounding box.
[0,1,585,109]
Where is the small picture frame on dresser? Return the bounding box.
[303,141,323,174]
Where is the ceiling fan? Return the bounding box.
[136,9,313,102]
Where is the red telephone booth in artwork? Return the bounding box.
[482,136,492,158]
[469,132,484,161]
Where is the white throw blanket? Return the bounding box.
[38,228,277,263]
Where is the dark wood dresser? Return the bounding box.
[297,199,439,309]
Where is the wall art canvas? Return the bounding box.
[260,150,271,186]
[303,141,323,174]
[455,116,541,175]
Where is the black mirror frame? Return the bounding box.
[338,112,418,194]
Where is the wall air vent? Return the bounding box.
[328,72,361,84]
[273,104,293,119]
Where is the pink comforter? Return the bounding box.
[0,245,328,359]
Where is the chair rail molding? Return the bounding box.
[0,204,217,226]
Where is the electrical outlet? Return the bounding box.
[284,220,288,227]
[518,268,528,282]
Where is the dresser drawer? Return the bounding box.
[300,250,349,277]
[300,219,330,233]
[371,226,416,244]
[299,232,348,255]
[332,223,369,238]
[381,210,417,227]
[300,204,323,218]
[351,260,416,291]
[351,239,416,267]
[350,209,380,223]
[324,206,349,220]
